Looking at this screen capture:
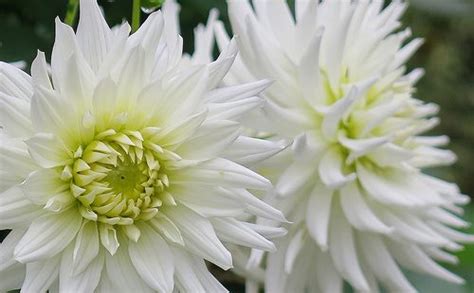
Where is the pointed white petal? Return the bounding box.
[171,186,245,218]
[340,182,392,234]
[92,76,118,130]
[128,11,164,54]
[318,147,356,189]
[357,162,414,206]
[298,28,323,107]
[129,223,174,293]
[0,139,36,191]
[382,210,452,246]
[284,241,314,293]
[410,146,457,168]
[263,99,313,136]
[60,52,95,109]
[424,246,459,265]
[105,243,154,293]
[320,88,358,139]
[0,92,32,137]
[51,18,89,94]
[206,37,238,90]
[242,223,288,239]
[31,50,52,90]
[0,186,43,229]
[95,21,130,78]
[22,168,69,205]
[0,263,25,292]
[175,120,240,160]
[208,97,263,121]
[358,233,416,292]
[156,66,208,125]
[94,270,115,293]
[430,222,474,244]
[329,204,369,291]
[284,229,305,273]
[223,136,288,167]
[22,255,61,293]
[313,248,343,293]
[223,187,287,222]
[173,158,271,190]
[354,99,404,137]
[154,110,207,149]
[265,234,291,293]
[242,15,296,91]
[306,184,333,250]
[428,208,470,228]
[390,38,424,70]
[0,61,33,100]
[192,8,219,63]
[148,213,184,246]
[367,143,414,167]
[164,205,232,270]
[30,85,71,135]
[295,0,319,43]
[162,0,181,39]
[412,135,450,147]
[0,229,26,271]
[206,79,272,103]
[387,240,464,284]
[171,246,228,293]
[212,218,275,252]
[338,134,389,163]
[72,220,99,275]
[77,0,112,72]
[122,224,141,243]
[25,133,72,168]
[276,156,316,197]
[15,209,82,263]
[322,6,352,90]
[60,244,104,293]
[99,223,119,255]
[256,0,296,62]
[114,46,149,109]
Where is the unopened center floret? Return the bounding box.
[59,128,175,226]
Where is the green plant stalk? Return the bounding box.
[64,0,79,26]
[132,0,141,33]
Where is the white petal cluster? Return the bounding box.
[0,0,288,292]
[206,0,474,292]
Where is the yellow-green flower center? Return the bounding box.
[104,158,147,198]
[59,128,177,226]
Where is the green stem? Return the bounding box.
[132,0,141,33]
[64,0,79,26]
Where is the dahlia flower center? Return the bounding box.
[321,74,382,167]
[60,128,174,226]
[104,159,146,198]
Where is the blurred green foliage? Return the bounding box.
[0,0,473,291]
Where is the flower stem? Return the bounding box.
[64,0,79,26]
[132,0,141,33]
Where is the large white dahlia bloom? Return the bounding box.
[208,0,474,292]
[0,0,288,292]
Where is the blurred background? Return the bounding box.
[0,0,473,291]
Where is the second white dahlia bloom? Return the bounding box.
[0,0,287,292]
[209,0,474,292]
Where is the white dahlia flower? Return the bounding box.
[206,0,474,292]
[0,0,288,292]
